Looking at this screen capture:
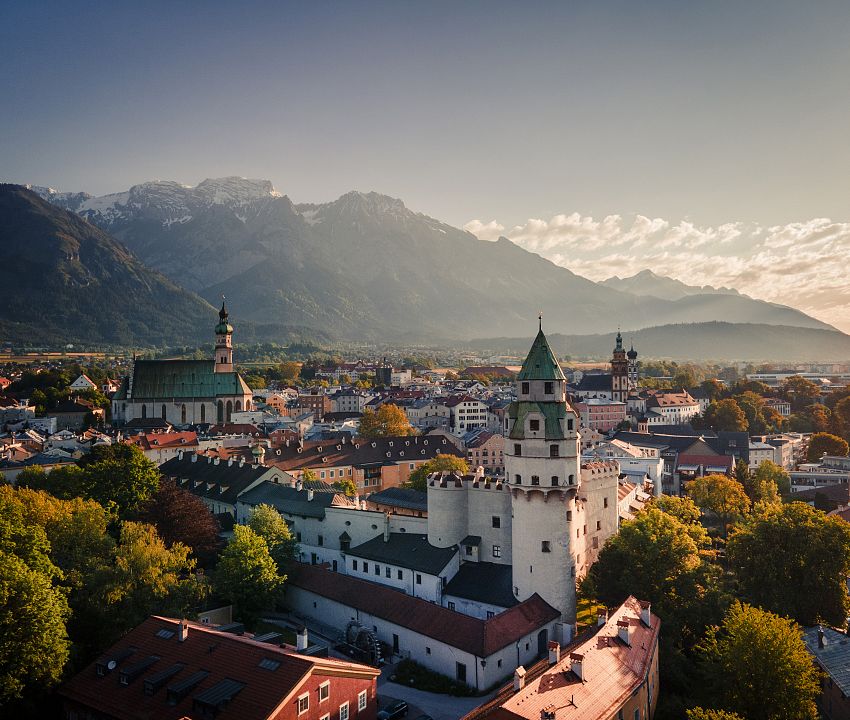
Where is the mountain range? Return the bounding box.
[601,270,742,301]
[28,178,832,346]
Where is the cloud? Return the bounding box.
[465,212,850,333]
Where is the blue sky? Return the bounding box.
[4,1,850,327]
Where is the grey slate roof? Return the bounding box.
[444,562,518,609]
[237,480,349,519]
[574,374,613,392]
[159,453,269,506]
[348,533,457,575]
[803,625,850,696]
[367,487,428,512]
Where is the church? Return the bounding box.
[111,302,253,426]
[573,330,639,400]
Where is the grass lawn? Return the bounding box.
[575,596,607,630]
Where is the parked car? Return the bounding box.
[377,701,409,720]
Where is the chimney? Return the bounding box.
[191,452,198,463]
[296,479,303,491]
[383,513,391,542]
[178,620,189,643]
[618,619,632,646]
[296,626,308,652]
[818,626,826,649]
[548,640,560,665]
[307,489,314,501]
[640,601,652,627]
[474,466,484,482]
[178,450,184,460]
[228,458,234,467]
[569,652,584,680]
[513,665,526,692]
[597,610,608,627]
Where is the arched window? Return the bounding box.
[200,404,206,423]
[217,400,224,423]
[531,475,540,486]
[551,476,559,486]
[245,400,252,411]
[181,404,187,424]
[235,400,242,412]
[568,474,574,485]
[161,404,167,420]
[514,474,522,485]
[226,400,233,422]
[141,404,147,419]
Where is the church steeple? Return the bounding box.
[517,320,566,382]
[214,299,234,373]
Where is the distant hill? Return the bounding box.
[601,269,742,301]
[0,185,217,347]
[36,177,834,342]
[469,322,850,362]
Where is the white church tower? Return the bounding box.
[214,300,234,373]
[506,319,581,637]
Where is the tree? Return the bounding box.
[806,404,832,433]
[300,468,318,482]
[332,478,358,497]
[405,455,469,492]
[214,525,284,625]
[700,380,725,402]
[99,522,209,638]
[652,495,702,526]
[687,711,745,720]
[728,502,850,626]
[15,464,85,500]
[357,404,415,438]
[697,602,819,720]
[0,552,70,703]
[142,479,221,560]
[247,504,298,568]
[733,392,766,434]
[807,432,849,462]
[832,396,850,440]
[750,460,790,498]
[783,375,820,411]
[77,444,161,517]
[686,475,750,536]
[733,458,749,485]
[703,399,748,432]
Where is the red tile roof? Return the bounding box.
[288,563,559,657]
[469,597,660,720]
[59,616,378,720]
[126,431,198,451]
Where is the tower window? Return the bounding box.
[567,419,574,430]
[568,474,574,485]
[544,381,553,394]
[492,516,500,528]
[550,444,559,458]
[521,382,530,395]
[493,545,501,558]
[551,476,559,486]
[529,419,540,432]
[541,541,551,553]
[514,443,522,456]
[604,497,609,508]
[514,474,522,485]
[531,475,540,486]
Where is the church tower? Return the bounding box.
[611,330,628,402]
[506,319,581,635]
[214,300,234,373]
[627,342,639,392]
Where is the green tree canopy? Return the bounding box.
[697,602,819,720]
[728,502,850,626]
[704,399,748,432]
[748,460,790,499]
[652,495,702,526]
[142,479,221,560]
[686,475,750,535]
[215,525,285,625]
[332,478,358,497]
[77,443,161,517]
[405,454,469,492]
[807,432,849,462]
[687,710,745,720]
[783,375,821,411]
[15,464,85,501]
[247,504,298,568]
[357,404,416,438]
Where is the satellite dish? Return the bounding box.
[107,660,117,671]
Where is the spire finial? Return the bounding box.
[538,312,543,332]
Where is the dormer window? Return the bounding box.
[521,382,530,395]
[529,419,540,432]
[544,381,553,394]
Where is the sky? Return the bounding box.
[3,1,850,328]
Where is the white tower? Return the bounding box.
[214,300,234,373]
[506,319,581,633]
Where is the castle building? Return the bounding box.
[111,302,252,427]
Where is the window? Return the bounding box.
[297,532,302,542]
[385,567,391,578]
[397,569,403,580]
[583,525,587,535]
[531,475,540,485]
[604,497,609,508]
[568,474,574,485]
[319,682,330,702]
[456,662,467,682]
[493,544,501,558]
[318,535,324,546]
[514,443,522,456]
[567,418,574,430]
[374,565,380,576]
[298,693,309,715]
[566,510,572,521]
[514,474,522,485]
[448,601,455,610]
[550,444,559,458]
[551,476,559,486]
[465,545,473,556]
[352,560,358,571]
[634,711,640,720]
[521,382,530,394]
[529,419,540,431]
[487,610,495,619]
[358,690,367,712]
[596,521,601,530]
[340,701,350,720]
[416,573,422,584]
[392,634,399,653]
[544,381,553,394]
[542,541,551,552]
[363,562,369,573]
[492,516,500,528]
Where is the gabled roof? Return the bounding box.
[444,562,517,609]
[288,563,559,657]
[128,360,250,400]
[159,452,270,506]
[574,374,613,392]
[58,615,378,720]
[803,625,850,697]
[517,328,566,382]
[348,533,457,575]
[237,480,352,519]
